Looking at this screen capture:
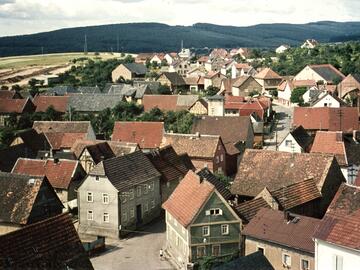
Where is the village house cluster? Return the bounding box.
[0,38,359,270]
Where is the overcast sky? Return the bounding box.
[0,0,359,37]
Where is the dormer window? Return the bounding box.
[205,208,223,216]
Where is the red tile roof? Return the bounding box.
[162,170,215,227]
[0,98,32,113]
[112,121,164,149]
[142,95,178,111]
[293,107,359,133]
[33,96,69,113]
[0,90,17,99]
[243,208,320,253]
[45,132,88,150]
[235,197,272,223]
[12,158,80,189]
[255,68,282,80]
[313,184,360,251]
[311,131,347,166]
[0,213,93,269]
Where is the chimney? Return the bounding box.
[195,132,200,138]
[54,158,60,164]
[284,211,291,222]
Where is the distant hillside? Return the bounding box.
[1,21,360,57]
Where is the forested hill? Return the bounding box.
[1,21,360,57]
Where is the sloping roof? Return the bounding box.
[78,86,101,94]
[107,84,149,98]
[85,142,115,163]
[162,170,215,227]
[145,145,194,184]
[142,94,198,112]
[243,208,320,253]
[45,132,88,150]
[47,86,78,96]
[12,158,80,190]
[311,92,346,107]
[160,72,186,86]
[255,68,282,80]
[0,90,18,99]
[162,133,220,159]
[197,167,232,200]
[293,107,359,133]
[344,137,360,166]
[71,139,107,158]
[235,197,272,224]
[112,121,164,149]
[338,73,360,98]
[0,213,93,270]
[90,151,161,191]
[0,172,44,225]
[33,121,91,133]
[271,178,322,210]
[0,144,36,172]
[0,98,32,113]
[313,184,360,251]
[33,96,69,113]
[213,251,274,270]
[288,125,312,150]
[311,131,347,166]
[68,94,124,112]
[231,150,337,197]
[192,116,252,155]
[13,128,51,153]
[123,63,148,75]
[309,64,345,84]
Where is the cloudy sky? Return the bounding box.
[0,0,359,37]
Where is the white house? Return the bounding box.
[314,184,360,270]
[231,63,256,79]
[278,125,312,153]
[311,92,343,108]
[294,64,345,85]
[277,80,293,106]
[207,95,224,116]
[275,44,290,54]
[301,39,319,49]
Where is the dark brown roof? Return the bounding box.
[86,142,115,163]
[162,170,215,227]
[288,125,312,150]
[235,197,272,223]
[13,129,51,153]
[0,213,93,270]
[0,98,34,114]
[243,208,320,253]
[159,72,186,86]
[313,184,360,251]
[192,116,253,155]
[146,145,194,184]
[231,150,338,197]
[0,172,44,225]
[0,144,37,172]
[213,251,274,270]
[309,64,345,84]
[90,151,161,191]
[0,90,19,99]
[197,167,232,200]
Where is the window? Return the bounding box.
[212,245,220,256]
[215,156,219,164]
[257,247,264,255]
[102,193,109,204]
[197,246,206,258]
[87,210,93,220]
[151,200,155,209]
[202,226,210,236]
[130,208,135,218]
[137,186,142,197]
[221,224,229,235]
[333,255,343,270]
[144,184,148,194]
[121,193,127,203]
[144,202,149,212]
[87,192,93,202]
[95,176,100,182]
[285,140,292,147]
[301,259,310,270]
[122,212,128,222]
[103,212,109,223]
[129,189,134,200]
[282,253,291,267]
[206,208,223,216]
[220,154,224,162]
[150,181,154,191]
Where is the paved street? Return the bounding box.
[264,103,294,150]
[91,217,175,270]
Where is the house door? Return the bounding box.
[136,204,142,225]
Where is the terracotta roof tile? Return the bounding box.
[255,68,282,80]
[12,158,80,189]
[313,184,360,251]
[112,121,164,149]
[293,107,359,133]
[33,96,69,113]
[0,213,93,269]
[45,132,88,150]
[0,98,32,113]
[243,208,320,253]
[235,197,272,223]
[0,90,17,99]
[162,170,215,227]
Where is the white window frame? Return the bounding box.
[197,246,206,258]
[129,189,134,200]
[144,202,149,212]
[282,253,291,268]
[103,212,109,223]
[87,210,93,220]
[87,192,93,202]
[212,245,221,256]
[220,154,224,162]
[300,258,310,270]
[102,193,109,204]
[150,181,154,191]
[144,184,148,194]
[257,245,265,255]
[215,156,219,164]
[151,199,155,209]
[136,186,142,197]
[202,226,210,236]
[122,212,128,222]
[121,193,127,203]
[221,224,229,235]
[130,208,135,218]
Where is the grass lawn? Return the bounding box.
[0,52,121,69]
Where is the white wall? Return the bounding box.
[294,66,324,83]
[315,239,360,270]
[278,83,292,105]
[312,95,340,108]
[278,133,303,153]
[208,100,224,116]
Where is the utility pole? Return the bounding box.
[84,34,88,55]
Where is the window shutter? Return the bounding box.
[205,210,210,216]
[219,209,223,215]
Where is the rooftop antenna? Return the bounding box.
[84,34,88,55]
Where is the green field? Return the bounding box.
[0,52,121,69]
